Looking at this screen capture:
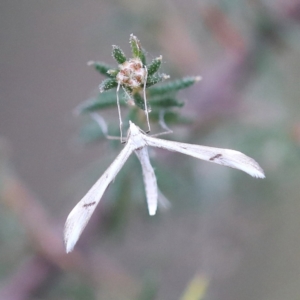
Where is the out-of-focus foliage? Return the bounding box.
[1,0,300,299]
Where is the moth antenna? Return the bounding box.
[143,66,151,133]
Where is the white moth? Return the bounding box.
[64,121,265,253]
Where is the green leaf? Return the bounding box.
[129,34,147,65]
[147,56,162,76]
[140,48,147,65]
[78,120,105,143]
[99,78,118,92]
[75,91,126,114]
[87,61,116,77]
[107,69,119,77]
[148,76,201,96]
[150,96,184,108]
[112,45,127,64]
[150,111,192,124]
[130,34,141,58]
[133,92,150,111]
[146,73,169,88]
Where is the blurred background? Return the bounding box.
[1,0,300,299]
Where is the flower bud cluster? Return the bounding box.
[116,58,146,89]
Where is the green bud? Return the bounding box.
[146,73,170,88]
[99,78,118,93]
[107,69,119,77]
[87,61,116,77]
[112,45,127,64]
[147,56,162,76]
[130,34,141,58]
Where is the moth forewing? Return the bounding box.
[64,141,134,253]
[134,147,158,216]
[143,135,265,179]
[65,121,264,253]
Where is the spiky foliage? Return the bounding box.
[79,34,201,139]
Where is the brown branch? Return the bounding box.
[201,6,246,54]
[0,173,139,299]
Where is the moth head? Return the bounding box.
[129,121,141,136]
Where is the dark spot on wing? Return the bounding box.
[83,201,96,208]
[209,154,222,161]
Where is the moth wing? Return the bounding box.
[144,136,265,178]
[64,142,133,253]
[134,147,158,216]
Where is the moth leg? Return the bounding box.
[116,82,125,143]
[143,66,151,134]
[90,113,126,142]
[151,110,173,137]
